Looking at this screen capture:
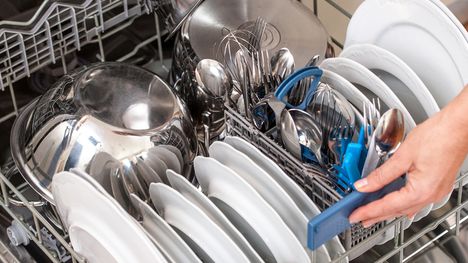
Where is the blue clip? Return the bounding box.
[274,67,323,110]
[336,126,367,190]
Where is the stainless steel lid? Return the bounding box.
[186,0,328,67]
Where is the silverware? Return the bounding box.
[195,59,232,97]
[328,125,353,165]
[307,84,356,164]
[361,108,405,177]
[270,48,295,83]
[290,55,320,105]
[280,109,324,165]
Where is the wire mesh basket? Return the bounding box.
[225,105,385,257]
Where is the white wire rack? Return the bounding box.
[0,0,161,123]
[0,0,467,262]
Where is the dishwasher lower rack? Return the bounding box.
[0,109,466,263]
[225,105,468,261]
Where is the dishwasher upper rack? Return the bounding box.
[0,0,157,124]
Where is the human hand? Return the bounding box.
[349,86,468,227]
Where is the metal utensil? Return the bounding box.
[361,108,405,178]
[307,84,356,164]
[195,59,232,97]
[290,55,320,105]
[280,109,324,165]
[270,47,295,82]
[374,108,405,158]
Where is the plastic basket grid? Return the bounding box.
[225,105,385,251]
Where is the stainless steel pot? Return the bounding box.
[11,62,197,204]
[170,0,329,138]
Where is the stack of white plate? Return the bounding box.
[316,0,468,243]
[51,136,348,263]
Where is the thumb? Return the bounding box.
[354,149,411,192]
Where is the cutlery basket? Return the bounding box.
[225,105,386,258]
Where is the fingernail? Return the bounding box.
[363,222,374,228]
[354,178,368,190]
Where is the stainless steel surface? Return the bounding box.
[187,0,328,68]
[280,109,302,159]
[195,59,231,97]
[270,47,295,82]
[10,62,197,204]
[374,109,405,158]
[285,109,324,165]
[307,84,356,164]
[155,0,204,40]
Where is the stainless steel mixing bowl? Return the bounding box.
[11,62,197,204]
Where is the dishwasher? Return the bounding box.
[0,0,467,262]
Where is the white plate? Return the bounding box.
[149,183,249,263]
[149,146,182,175]
[166,170,263,262]
[429,0,468,42]
[134,157,163,186]
[194,156,309,263]
[51,171,167,263]
[320,57,416,131]
[322,69,372,116]
[129,194,201,263]
[209,141,330,261]
[159,145,184,171]
[87,151,119,195]
[144,151,169,184]
[340,44,440,124]
[321,69,373,128]
[345,0,468,108]
[223,136,347,262]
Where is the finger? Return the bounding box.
[349,186,416,224]
[354,149,412,193]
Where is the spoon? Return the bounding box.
[270,47,295,83]
[280,109,324,165]
[290,55,320,105]
[361,108,405,177]
[195,59,232,97]
[374,108,405,158]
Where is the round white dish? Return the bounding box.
[428,0,468,42]
[150,183,249,263]
[87,151,119,195]
[340,43,440,124]
[144,151,169,184]
[51,171,167,263]
[159,145,184,171]
[194,156,310,263]
[223,136,347,262]
[149,146,182,175]
[166,170,264,262]
[134,157,163,186]
[129,194,201,263]
[321,69,373,117]
[209,141,331,262]
[345,0,468,108]
[320,57,416,131]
